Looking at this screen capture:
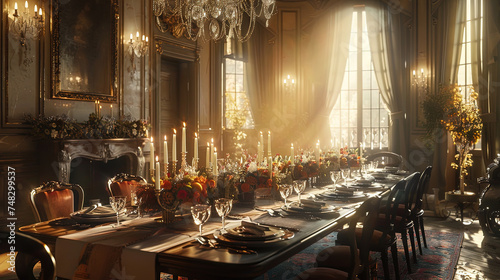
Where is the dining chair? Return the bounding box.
[336,179,408,280]
[295,197,381,280]
[107,173,147,207]
[30,181,84,222]
[0,230,56,280]
[365,152,404,169]
[411,166,433,254]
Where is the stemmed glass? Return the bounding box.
[191,204,211,238]
[214,198,233,232]
[293,180,307,206]
[341,168,350,186]
[278,184,293,209]
[330,170,341,185]
[109,196,127,226]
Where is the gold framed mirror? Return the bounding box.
[51,0,119,102]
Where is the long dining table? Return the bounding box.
[19,171,406,280]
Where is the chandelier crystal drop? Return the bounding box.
[154,0,276,42]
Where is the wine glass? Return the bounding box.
[214,198,233,232]
[293,180,307,206]
[278,184,292,209]
[109,196,127,226]
[191,204,211,238]
[341,168,350,186]
[330,170,341,185]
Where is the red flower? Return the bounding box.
[240,183,252,193]
[177,189,189,201]
[208,179,216,189]
[161,180,172,190]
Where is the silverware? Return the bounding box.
[196,237,256,254]
[251,221,300,232]
[254,207,284,217]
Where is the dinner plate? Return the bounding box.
[70,206,126,223]
[282,201,337,214]
[225,225,284,241]
[214,229,294,248]
[317,192,366,200]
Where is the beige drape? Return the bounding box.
[365,1,407,158]
[302,3,353,145]
[434,0,465,192]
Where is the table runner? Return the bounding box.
[55,217,244,279]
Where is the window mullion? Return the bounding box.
[357,12,363,149]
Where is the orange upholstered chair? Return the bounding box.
[107,173,147,207]
[30,181,84,222]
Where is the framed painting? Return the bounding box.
[51,0,119,102]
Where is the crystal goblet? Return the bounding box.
[191,204,211,238]
[293,180,307,206]
[278,184,293,209]
[109,196,126,226]
[214,198,233,232]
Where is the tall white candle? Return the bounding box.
[155,156,160,190]
[210,138,214,160]
[150,137,155,170]
[206,142,210,168]
[164,135,168,163]
[268,156,273,177]
[182,122,186,153]
[213,147,218,175]
[291,143,294,164]
[110,104,113,117]
[267,131,271,157]
[257,141,261,163]
[194,133,198,160]
[259,131,264,157]
[316,140,320,162]
[359,142,363,159]
[172,129,177,162]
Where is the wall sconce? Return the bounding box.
[128,31,149,58]
[10,1,44,47]
[283,75,296,92]
[412,68,428,92]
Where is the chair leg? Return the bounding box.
[390,243,400,280]
[414,218,423,255]
[420,216,427,248]
[401,232,412,273]
[381,250,390,280]
[408,227,418,263]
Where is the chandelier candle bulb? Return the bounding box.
[150,137,155,170]
[155,156,160,190]
[164,136,168,164]
[182,122,186,154]
[172,129,177,162]
[14,2,18,16]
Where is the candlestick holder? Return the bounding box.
[179,151,188,175]
[172,160,178,176]
[163,163,169,179]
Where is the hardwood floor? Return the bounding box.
[423,212,500,280]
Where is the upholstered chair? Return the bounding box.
[107,173,147,207]
[30,181,84,222]
[366,152,404,169]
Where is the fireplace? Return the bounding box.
[39,138,148,206]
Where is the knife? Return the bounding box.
[250,221,300,232]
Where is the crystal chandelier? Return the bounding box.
[153,0,276,42]
[10,1,44,47]
[129,31,149,57]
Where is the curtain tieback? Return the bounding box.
[390,111,405,120]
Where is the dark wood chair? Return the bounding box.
[107,173,147,207]
[336,180,408,280]
[295,197,382,280]
[30,181,84,222]
[0,230,56,280]
[366,152,404,169]
[411,166,433,254]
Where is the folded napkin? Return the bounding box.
[300,200,325,210]
[73,206,124,218]
[334,186,355,195]
[238,221,270,235]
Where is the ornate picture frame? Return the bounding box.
[51,0,119,102]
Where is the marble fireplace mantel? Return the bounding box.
[40,138,147,183]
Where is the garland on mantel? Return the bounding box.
[24,113,150,140]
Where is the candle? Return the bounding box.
[150,137,155,170]
[110,104,113,117]
[94,100,98,115]
[206,143,210,168]
[268,156,273,177]
[155,156,160,190]
[359,142,363,159]
[182,122,186,154]
[98,105,102,118]
[413,70,416,77]
[194,133,198,160]
[316,140,320,161]
[257,141,261,163]
[291,143,294,164]
[172,129,177,162]
[210,138,214,158]
[14,3,18,16]
[259,131,264,155]
[267,131,271,157]
[164,135,168,163]
[213,147,218,175]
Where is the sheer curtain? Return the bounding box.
[303,3,353,144]
[365,1,407,158]
[434,0,466,192]
[471,0,499,165]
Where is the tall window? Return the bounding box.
[223,58,255,130]
[457,0,482,148]
[329,8,389,150]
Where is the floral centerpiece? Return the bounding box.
[422,84,483,194]
[292,160,319,180]
[234,162,273,203]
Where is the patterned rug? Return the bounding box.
[255,230,464,280]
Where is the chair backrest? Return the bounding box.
[107,173,147,207]
[414,166,433,212]
[404,172,421,215]
[30,181,84,222]
[378,179,407,242]
[355,197,382,279]
[0,230,56,280]
[366,152,404,169]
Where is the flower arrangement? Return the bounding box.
[24,113,149,140]
[422,84,483,193]
[160,175,217,207]
[292,161,320,180]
